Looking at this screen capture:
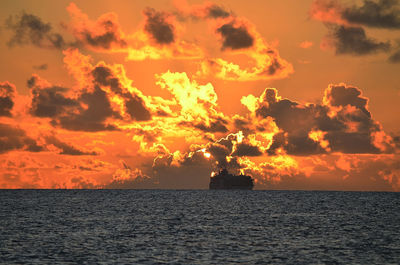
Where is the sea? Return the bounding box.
[0,190,399,264]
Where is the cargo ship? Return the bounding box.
[209,169,254,190]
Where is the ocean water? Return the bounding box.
[0,190,399,264]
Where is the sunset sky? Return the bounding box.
[0,0,399,190]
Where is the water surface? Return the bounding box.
[0,190,399,264]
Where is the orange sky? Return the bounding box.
[0,0,399,190]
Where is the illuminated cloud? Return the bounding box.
[1,1,398,191]
[104,162,156,189]
[310,0,349,25]
[91,65,152,121]
[197,47,293,81]
[67,2,127,49]
[0,82,16,117]
[156,71,229,133]
[28,49,155,131]
[323,83,370,116]
[5,12,66,49]
[243,84,395,155]
[299,41,314,49]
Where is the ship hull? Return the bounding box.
[209,185,253,190]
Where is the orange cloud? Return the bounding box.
[1,1,399,191]
[299,40,313,49]
[67,2,127,50]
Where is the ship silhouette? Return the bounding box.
[209,169,254,190]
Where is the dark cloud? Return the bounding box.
[205,134,257,172]
[328,25,391,55]
[29,63,153,131]
[0,81,16,117]
[231,143,263,157]
[152,151,213,189]
[28,76,78,118]
[254,85,387,155]
[80,20,127,49]
[5,12,65,49]
[33,64,48,70]
[324,84,370,117]
[178,117,228,133]
[207,5,231,18]
[0,123,43,154]
[388,48,400,62]
[193,117,229,133]
[56,88,119,132]
[343,0,400,29]
[66,3,127,50]
[45,135,98,155]
[232,115,254,134]
[217,22,254,50]
[264,57,285,76]
[28,75,118,132]
[217,23,254,50]
[92,66,152,121]
[143,8,175,45]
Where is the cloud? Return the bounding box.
[5,12,66,49]
[104,162,156,189]
[216,22,254,50]
[33,64,48,70]
[310,0,400,29]
[143,8,176,45]
[0,81,16,117]
[310,0,398,59]
[28,75,79,118]
[252,154,400,191]
[231,142,263,157]
[152,150,213,189]
[156,71,229,133]
[91,65,152,121]
[388,48,400,62]
[67,3,127,49]
[197,47,293,81]
[245,84,394,155]
[28,72,118,132]
[45,135,98,155]
[174,0,231,19]
[323,83,370,117]
[299,40,314,49]
[28,49,155,131]
[0,123,43,154]
[324,25,391,55]
[206,4,231,18]
[0,122,97,156]
[342,0,400,29]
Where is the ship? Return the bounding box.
[209,169,254,190]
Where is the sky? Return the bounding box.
[0,0,399,190]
